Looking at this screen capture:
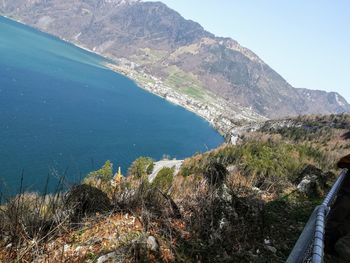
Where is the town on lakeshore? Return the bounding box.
[105,59,265,143]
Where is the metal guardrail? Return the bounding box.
[286,169,348,263]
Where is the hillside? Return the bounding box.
[1,0,349,119]
[1,113,350,262]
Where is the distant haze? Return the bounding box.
[159,0,350,103]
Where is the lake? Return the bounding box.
[0,16,223,194]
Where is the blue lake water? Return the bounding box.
[0,16,223,194]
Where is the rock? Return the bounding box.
[338,153,350,168]
[296,165,335,198]
[97,252,117,263]
[146,236,159,252]
[5,243,12,249]
[226,165,237,173]
[221,184,232,202]
[219,217,228,229]
[264,238,271,245]
[252,187,263,194]
[265,245,277,254]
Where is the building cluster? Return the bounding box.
[105,59,265,143]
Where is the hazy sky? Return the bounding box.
[158,0,350,102]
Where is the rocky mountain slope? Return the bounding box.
[1,0,349,118]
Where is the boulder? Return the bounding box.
[338,153,350,169]
[295,165,335,198]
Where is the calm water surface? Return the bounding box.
[0,16,223,193]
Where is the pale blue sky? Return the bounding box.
[158,0,350,102]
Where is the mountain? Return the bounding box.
[1,0,349,118]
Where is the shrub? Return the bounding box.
[128,157,154,179]
[83,160,114,192]
[152,167,174,193]
[203,160,228,187]
[64,184,111,222]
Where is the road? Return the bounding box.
[148,159,183,182]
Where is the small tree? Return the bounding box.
[152,167,175,193]
[84,160,113,189]
[128,157,154,179]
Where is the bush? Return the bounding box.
[180,180,265,262]
[64,184,111,222]
[203,161,228,187]
[83,160,114,192]
[152,167,174,193]
[128,157,154,179]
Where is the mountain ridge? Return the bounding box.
[1,0,349,119]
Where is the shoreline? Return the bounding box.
[105,58,266,143]
[1,14,266,142]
